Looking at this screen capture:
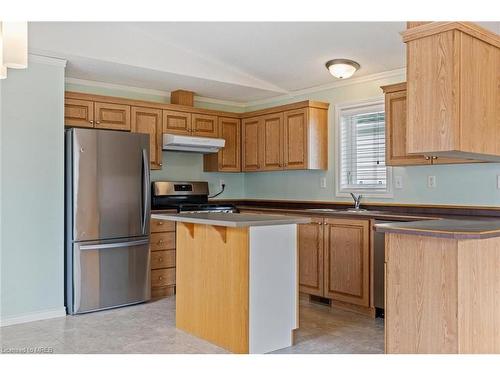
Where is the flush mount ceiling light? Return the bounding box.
[0,21,28,80]
[325,59,360,79]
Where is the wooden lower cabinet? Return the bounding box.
[298,217,372,312]
[323,218,370,307]
[298,218,324,296]
[150,216,176,298]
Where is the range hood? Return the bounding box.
[162,134,225,154]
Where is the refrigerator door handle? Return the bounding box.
[141,148,150,235]
[79,239,150,251]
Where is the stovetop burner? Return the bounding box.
[151,181,238,213]
[178,203,237,213]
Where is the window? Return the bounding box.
[336,99,392,197]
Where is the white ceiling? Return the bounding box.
[28,22,500,103]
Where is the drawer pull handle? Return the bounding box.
[159,276,163,280]
[158,240,164,244]
[157,221,164,225]
[158,257,163,262]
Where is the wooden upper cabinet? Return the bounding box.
[240,102,328,173]
[260,113,283,170]
[191,114,218,138]
[283,109,308,169]
[298,218,324,296]
[162,110,191,135]
[65,99,94,128]
[242,117,261,171]
[323,218,370,307]
[204,117,241,172]
[94,102,131,131]
[283,107,328,170]
[131,106,163,170]
[382,83,428,166]
[403,22,500,161]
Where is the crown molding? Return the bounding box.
[64,77,247,109]
[29,54,67,67]
[65,77,171,98]
[244,67,406,108]
[65,67,406,111]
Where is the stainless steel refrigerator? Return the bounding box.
[65,128,151,315]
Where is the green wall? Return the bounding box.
[243,74,500,207]
[66,76,500,207]
[65,82,246,199]
[1,58,66,323]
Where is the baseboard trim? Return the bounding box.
[0,307,67,327]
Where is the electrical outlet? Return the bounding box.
[394,175,403,189]
[320,177,327,189]
[497,175,500,189]
[427,175,437,189]
[219,179,225,189]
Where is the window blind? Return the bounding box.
[339,103,387,192]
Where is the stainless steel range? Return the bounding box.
[151,181,238,213]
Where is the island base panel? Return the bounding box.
[249,224,297,354]
[385,233,500,353]
[175,222,298,354]
[176,222,249,354]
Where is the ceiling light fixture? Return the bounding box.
[0,21,28,79]
[325,59,360,79]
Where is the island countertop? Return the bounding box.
[151,212,311,227]
[375,219,500,239]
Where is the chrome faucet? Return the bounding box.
[350,193,363,210]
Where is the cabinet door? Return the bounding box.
[65,99,94,128]
[283,108,308,169]
[324,218,370,307]
[192,114,218,138]
[384,89,428,166]
[218,117,241,171]
[242,117,261,171]
[94,102,131,131]
[298,218,324,296]
[162,110,191,135]
[131,106,163,170]
[406,31,457,155]
[260,113,283,170]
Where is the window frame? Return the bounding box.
[334,97,393,199]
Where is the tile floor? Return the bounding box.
[0,297,384,354]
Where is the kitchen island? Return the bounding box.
[151,212,310,354]
[376,219,500,354]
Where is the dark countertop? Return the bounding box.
[375,219,500,239]
[235,205,443,221]
[151,203,500,239]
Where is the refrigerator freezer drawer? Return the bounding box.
[69,237,151,314]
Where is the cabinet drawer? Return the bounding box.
[151,218,175,233]
[151,285,175,299]
[151,250,176,269]
[151,268,176,288]
[151,232,176,250]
